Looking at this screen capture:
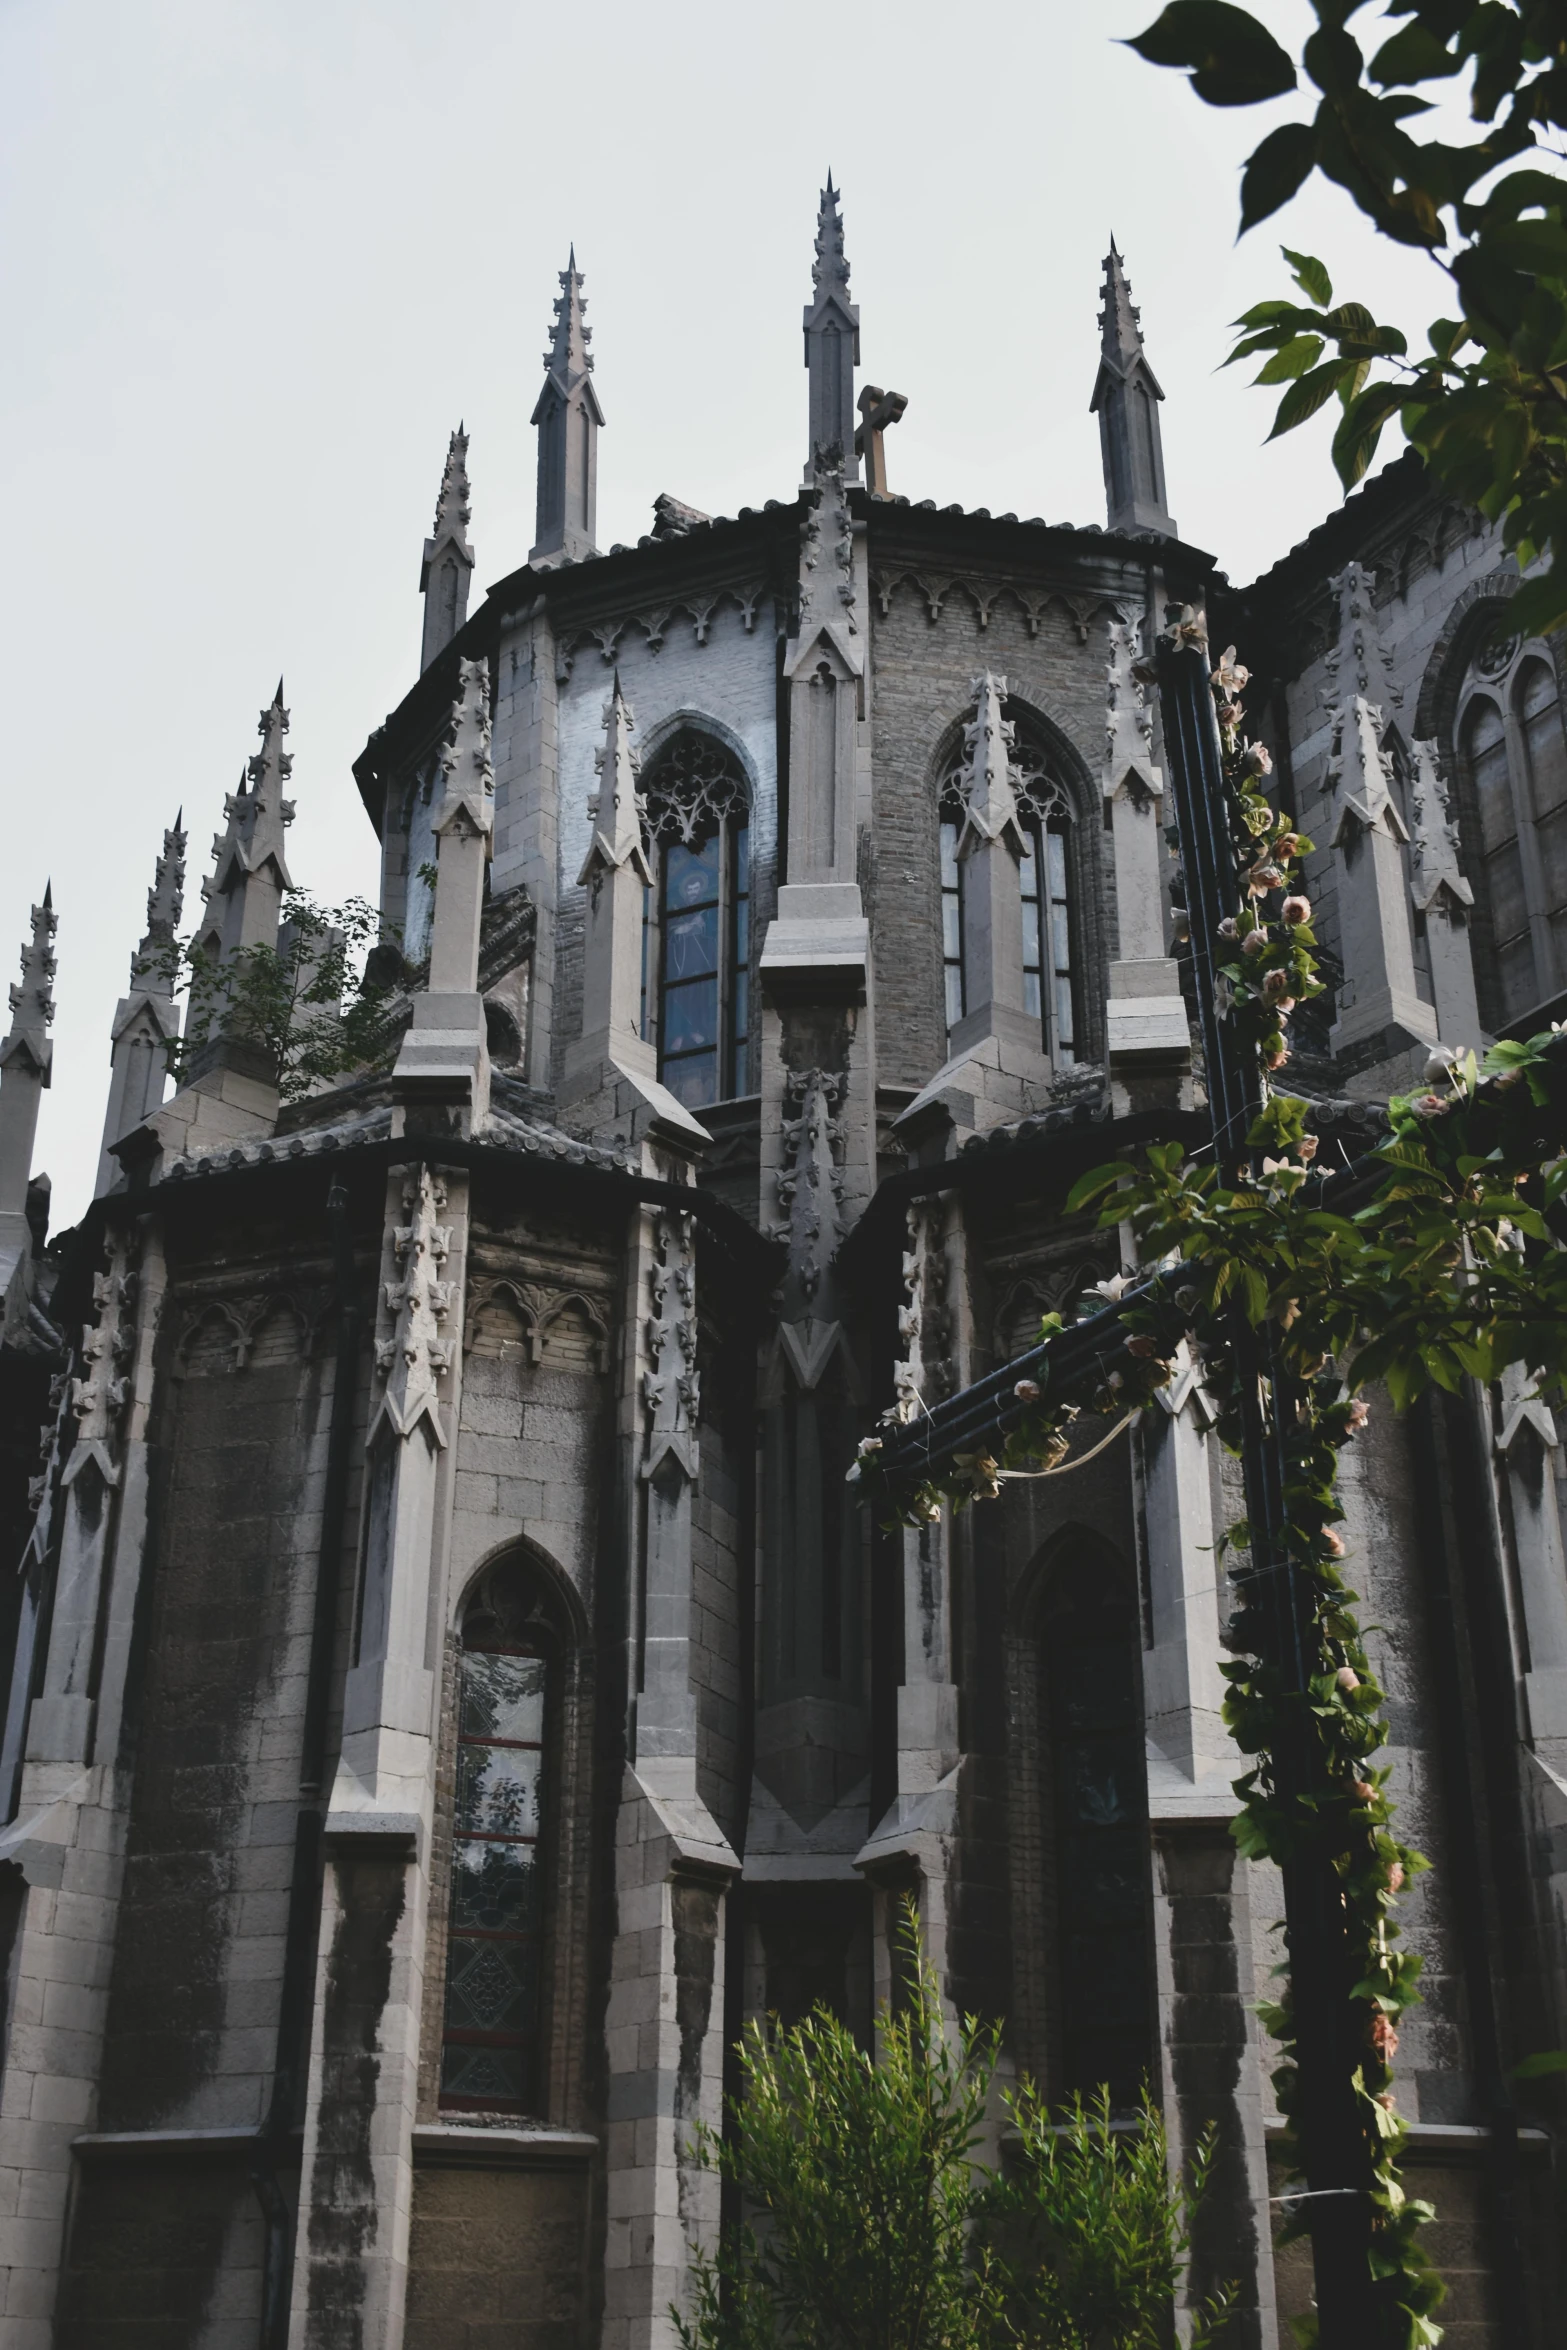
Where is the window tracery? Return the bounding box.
[639,731,751,1108]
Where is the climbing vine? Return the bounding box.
[853,631,1567,2346]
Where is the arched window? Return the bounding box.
[640,731,751,1109]
[938,725,1080,1060]
[440,1597,552,2116]
[1040,1552,1151,2107]
[1454,633,1567,1020]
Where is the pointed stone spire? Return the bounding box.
[97,817,186,1194]
[530,249,604,567]
[393,657,493,1131]
[419,424,476,671]
[803,176,860,482]
[0,888,56,1283]
[561,683,705,1149]
[1100,624,1189,1101]
[1090,241,1177,537]
[195,684,296,968]
[1326,678,1437,1062]
[580,676,653,893]
[1408,738,1483,1046]
[1323,559,1401,714]
[956,672,1026,858]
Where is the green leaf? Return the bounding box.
[1510,2049,1567,2080]
[1065,1163,1128,1215]
[1256,334,1327,382]
[1240,123,1318,232]
[1268,360,1348,436]
[1282,246,1333,307]
[1368,22,1461,87]
[1125,2,1298,106]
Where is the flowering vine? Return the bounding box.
[854,635,1567,2345]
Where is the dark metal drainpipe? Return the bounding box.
[252,1177,362,2348]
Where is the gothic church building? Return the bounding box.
[0,185,1563,2348]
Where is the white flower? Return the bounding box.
[1422,1044,1459,1083]
[1090,1274,1132,1305]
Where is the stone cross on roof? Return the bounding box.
[855,385,908,497]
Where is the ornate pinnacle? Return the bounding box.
[1408,740,1474,914]
[433,424,472,539]
[433,656,495,841]
[3,887,57,1070]
[813,175,851,295]
[1099,239,1143,366]
[135,813,187,977]
[543,248,593,384]
[236,683,296,882]
[580,675,651,886]
[958,673,1026,856]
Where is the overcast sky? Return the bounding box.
[2,0,1453,1227]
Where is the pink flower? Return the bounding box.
[1263,1039,1290,1069]
[1262,969,1294,1000]
[1336,1666,1360,1691]
[1282,895,1311,926]
[1369,2012,1399,2062]
[1218,917,1238,941]
[1248,864,1283,896]
[1242,928,1270,956]
[1296,1134,1319,1164]
[1243,741,1274,777]
[1408,1091,1451,1119]
[1014,1379,1040,1404]
[1354,1779,1379,1804]
[1346,1398,1370,1433]
[1276,833,1303,859]
[1387,1862,1406,1894]
[1213,647,1250,695]
[1322,1528,1346,1557]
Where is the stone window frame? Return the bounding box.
[419,1542,595,2129]
[1453,635,1567,1022]
[930,694,1105,1065]
[1416,576,1567,1032]
[1003,1523,1156,2105]
[638,725,755,1110]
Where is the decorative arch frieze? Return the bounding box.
[553,583,768,682]
[871,569,1129,644]
[171,1285,327,1375]
[463,1274,611,1374]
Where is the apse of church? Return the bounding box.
[0,182,1563,2350]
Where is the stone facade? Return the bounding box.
[0,194,1564,2349]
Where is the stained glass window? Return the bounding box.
[642,734,751,1108]
[440,1636,548,2115]
[939,714,1079,1058]
[939,816,964,1028]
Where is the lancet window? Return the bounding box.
[440,1599,551,2116]
[1455,635,1567,1022]
[938,735,1080,1060]
[640,731,751,1109]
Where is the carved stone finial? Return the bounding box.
[135,814,187,981]
[1328,697,1408,847]
[642,1210,699,1482]
[370,1167,454,1446]
[531,250,605,565]
[65,1231,138,1487]
[803,178,861,482]
[420,425,476,670]
[1408,739,1473,914]
[957,673,1026,856]
[195,684,296,966]
[1090,240,1177,538]
[579,676,651,890]
[433,656,496,847]
[2,888,58,1082]
[1326,560,1402,712]
[1103,622,1161,805]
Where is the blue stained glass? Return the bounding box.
[664,976,718,1052]
[666,1052,718,1109]
[666,905,718,981]
[665,837,719,913]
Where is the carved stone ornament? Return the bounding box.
[370,1167,454,1446]
[65,1229,139,1490]
[890,1198,953,1423]
[1408,739,1475,915]
[642,735,749,849]
[773,1066,848,1391]
[642,1210,699,1483]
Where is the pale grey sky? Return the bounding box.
[1,0,1450,1226]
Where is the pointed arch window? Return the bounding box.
[938,732,1080,1060]
[440,1604,551,2115]
[640,732,751,1109]
[1454,634,1567,1020]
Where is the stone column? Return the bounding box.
[1137,1346,1229,1788]
[1327,695,1439,1063]
[1408,738,1485,1048]
[490,599,560,1091]
[0,1218,168,2348]
[290,1164,470,2349]
[603,1202,736,2350]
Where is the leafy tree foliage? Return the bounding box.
[1128,1,1567,635]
